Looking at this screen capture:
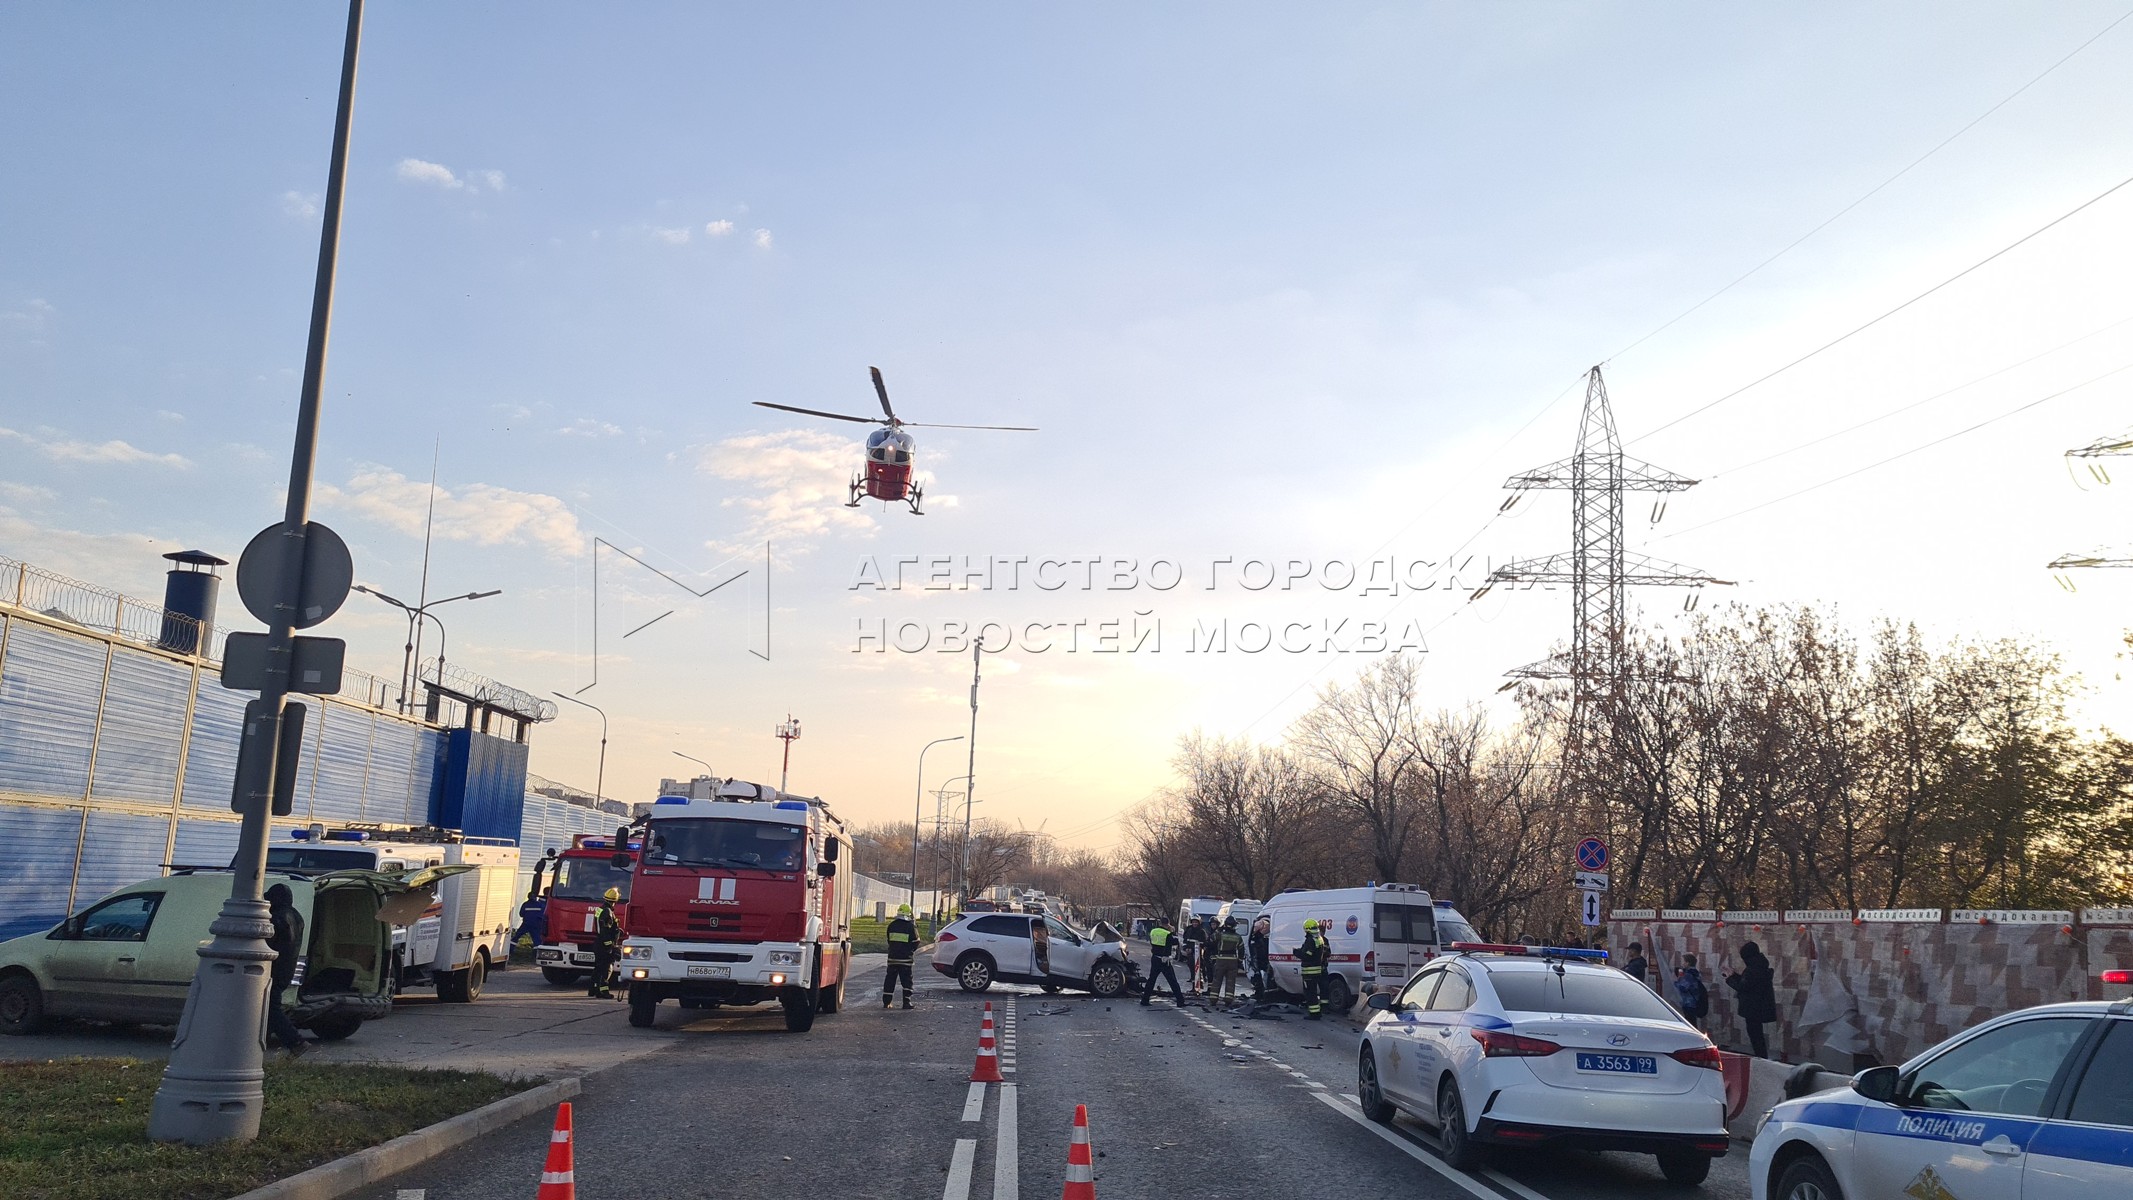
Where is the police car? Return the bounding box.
[1750,978,2133,1200]
[1359,943,1732,1185]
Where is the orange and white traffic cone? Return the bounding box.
[536,1101,575,1199]
[970,1004,1006,1083]
[1061,1104,1095,1200]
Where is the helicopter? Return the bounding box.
[752,367,1036,515]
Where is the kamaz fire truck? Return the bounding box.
[533,833,639,986]
[610,780,852,1032]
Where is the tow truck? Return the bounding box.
[534,833,640,986]
[609,780,853,1032]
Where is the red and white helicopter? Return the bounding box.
[752,367,1036,515]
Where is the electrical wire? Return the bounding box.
[1629,170,2133,446]
[1603,6,2133,366]
[1653,359,2133,540]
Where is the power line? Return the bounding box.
[1653,360,2133,540]
[1629,170,2133,447]
[1604,6,2133,366]
[1710,312,2133,478]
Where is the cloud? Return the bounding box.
[705,220,734,237]
[0,298,55,344]
[0,482,56,505]
[558,418,622,438]
[155,410,184,423]
[650,226,692,245]
[316,466,585,560]
[280,190,320,218]
[0,426,190,468]
[695,429,873,551]
[395,159,507,194]
[752,228,773,249]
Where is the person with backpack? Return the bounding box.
[1673,953,1710,1029]
[1725,942,1778,1057]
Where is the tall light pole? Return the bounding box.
[552,692,608,804]
[937,774,970,906]
[673,749,715,778]
[959,635,1001,902]
[775,714,801,793]
[150,0,363,1146]
[911,736,963,908]
[353,584,499,712]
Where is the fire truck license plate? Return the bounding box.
[687,964,731,978]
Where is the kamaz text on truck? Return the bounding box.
[534,833,638,986]
[612,780,852,1032]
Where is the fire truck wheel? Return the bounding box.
[628,989,658,1028]
[781,988,818,1032]
[540,967,583,986]
[817,975,845,1014]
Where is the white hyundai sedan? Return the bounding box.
[1359,943,1732,1185]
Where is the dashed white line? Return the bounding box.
[1311,1092,1500,1200]
[993,1082,1020,1200]
[962,1081,987,1122]
[1483,1167,1556,1200]
[943,1138,977,1200]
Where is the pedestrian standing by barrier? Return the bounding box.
[1624,941,1648,983]
[1207,917,1244,1007]
[1248,915,1271,999]
[1297,918,1330,1020]
[883,903,919,1009]
[588,887,622,999]
[264,884,310,1056]
[1673,952,1709,1030]
[1140,916,1186,1007]
[1726,941,1778,1057]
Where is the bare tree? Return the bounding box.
[1293,654,1424,880]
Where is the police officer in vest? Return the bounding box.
[1297,918,1330,1020]
[589,887,623,999]
[1139,914,1186,1007]
[884,903,920,1008]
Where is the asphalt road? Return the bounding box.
[355,952,1757,1200]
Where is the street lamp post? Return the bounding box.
[910,736,963,909]
[958,635,1002,902]
[673,750,715,781]
[936,774,970,909]
[353,584,499,712]
[552,693,608,805]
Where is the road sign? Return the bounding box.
[229,697,307,817]
[1579,888,1604,927]
[235,521,353,629]
[219,632,346,695]
[1575,836,1610,872]
[1575,870,1610,892]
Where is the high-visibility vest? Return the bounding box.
[1149,927,1172,958]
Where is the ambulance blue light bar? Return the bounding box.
[773,800,808,811]
[654,795,692,805]
[1448,942,1609,962]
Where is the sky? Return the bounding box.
[5,3,2133,855]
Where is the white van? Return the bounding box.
[1260,884,1482,1013]
[1175,895,1224,930]
[1218,898,1263,933]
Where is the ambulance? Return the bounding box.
[1260,884,1482,1013]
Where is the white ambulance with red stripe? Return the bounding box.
[1261,884,1482,1014]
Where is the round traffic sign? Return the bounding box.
[235,521,354,630]
[1576,837,1610,872]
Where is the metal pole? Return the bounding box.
[553,693,608,804]
[150,0,363,1146]
[959,641,982,901]
[911,736,962,909]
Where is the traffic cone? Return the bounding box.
[1061,1104,1095,1200]
[536,1102,575,1199]
[970,1005,1006,1083]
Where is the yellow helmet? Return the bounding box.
[1303,918,1320,931]
[897,904,914,917]
[603,887,621,902]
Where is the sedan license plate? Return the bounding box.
[686,964,731,978]
[1575,1052,1657,1074]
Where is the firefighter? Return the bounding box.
[589,887,623,999]
[883,903,920,1009]
[1297,918,1330,1020]
[1207,916,1245,1007]
[1139,915,1186,1007]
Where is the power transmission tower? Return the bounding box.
[2049,430,2133,583]
[1475,365,1730,739]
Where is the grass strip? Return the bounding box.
[0,1057,534,1200]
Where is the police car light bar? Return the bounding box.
[1448,942,1610,961]
[2105,970,2132,985]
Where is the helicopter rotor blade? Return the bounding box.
[869,366,898,423]
[752,401,884,425]
[901,422,1040,432]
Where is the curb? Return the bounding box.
[229,1075,580,1200]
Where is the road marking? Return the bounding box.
[1311,1091,1504,1200]
[1482,1168,1556,1200]
[993,1082,1019,1200]
[962,1081,987,1122]
[396,1193,425,1200]
[943,1138,977,1200]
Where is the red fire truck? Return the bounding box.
[610,780,853,1032]
[533,833,640,986]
